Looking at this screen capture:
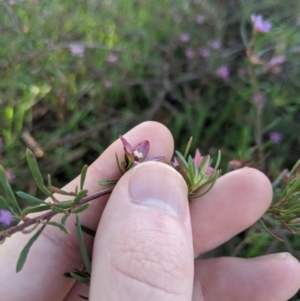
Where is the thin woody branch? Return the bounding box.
[0,187,113,240]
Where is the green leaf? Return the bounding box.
[98,179,118,186]
[175,151,188,168]
[0,166,22,215]
[61,214,69,226]
[72,203,89,213]
[115,152,123,175]
[51,206,67,214]
[72,190,88,206]
[0,196,13,212]
[16,191,46,204]
[183,136,193,158]
[22,204,51,215]
[80,165,88,190]
[16,224,46,272]
[76,214,91,273]
[51,187,76,196]
[43,221,70,234]
[69,272,90,285]
[47,174,52,194]
[80,224,96,237]
[53,200,73,208]
[26,149,50,196]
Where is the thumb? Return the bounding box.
[90,162,194,301]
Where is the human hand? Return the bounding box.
[0,121,299,301]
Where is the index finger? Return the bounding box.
[0,121,174,301]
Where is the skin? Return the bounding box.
[0,121,300,301]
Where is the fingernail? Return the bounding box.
[250,252,290,261]
[129,162,188,221]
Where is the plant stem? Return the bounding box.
[0,187,113,240]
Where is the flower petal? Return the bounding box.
[119,135,133,155]
[134,140,150,158]
[193,148,203,165]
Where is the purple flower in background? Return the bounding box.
[69,44,85,57]
[252,92,266,109]
[199,48,210,58]
[251,14,272,33]
[180,33,190,43]
[106,53,119,63]
[291,46,300,53]
[196,14,205,24]
[238,67,247,76]
[267,55,286,67]
[208,40,221,49]
[216,65,230,81]
[185,49,195,59]
[103,80,113,89]
[269,131,283,144]
[0,209,13,227]
[5,169,15,184]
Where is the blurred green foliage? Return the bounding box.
[1,0,300,297]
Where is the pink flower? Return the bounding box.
[69,44,85,57]
[106,53,119,63]
[193,149,214,174]
[216,65,230,81]
[180,33,190,43]
[269,131,283,144]
[119,136,164,165]
[185,49,195,59]
[0,209,13,227]
[196,14,205,24]
[252,92,266,110]
[251,14,272,33]
[5,169,15,184]
[268,55,286,67]
[199,48,210,58]
[208,40,221,49]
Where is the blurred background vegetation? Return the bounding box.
[1,0,300,298]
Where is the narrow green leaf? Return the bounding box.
[98,179,118,186]
[80,224,96,237]
[51,187,76,196]
[76,214,91,273]
[61,214,69,226]
[69,272,90,285]
[72,190,88,206]
[72,203,89,214]
[16,224,47,272]
[183,136,193,158]
[22,204,51,215]
[53,200,73,208]
[80,165,88,190]
[115,153,123,175]
[214,150,221,170]
[175,151,188,168]
[43,221,70,234]
[51,206,67,214]
[0,166,22,215]
[290,159,300,176]
[16,191,46,204]
[21,223,39,234]
[47,174,52,194]
[0,196,13,212]
[26,149,50,196]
